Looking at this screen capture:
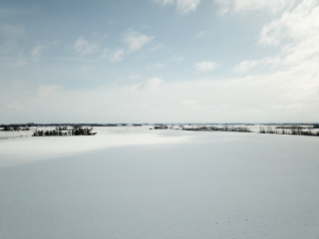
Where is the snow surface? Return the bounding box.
[0,128,319,239]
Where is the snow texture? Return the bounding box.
[0,128,319,239]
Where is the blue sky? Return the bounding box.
[1,0,319,123]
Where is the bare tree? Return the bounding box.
[224,123,229,131]
[306,124,312,135]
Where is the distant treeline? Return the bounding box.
[260,125,319,136]
[0,123,144,128]
[183,125,251,133]
[1,123,319,128]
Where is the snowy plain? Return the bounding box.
[0,127,319,239]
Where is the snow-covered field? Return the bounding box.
[0,127,318,239]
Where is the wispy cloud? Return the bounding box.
[101,48,124,62]
[233,60,260,73]
[214,0,296,15]
[128,78,163,92]
[154,0,201,14]
[150,43,165,51]
[31,45,47,58]
[195,31,208,38]
[258,0,319,47]
[108,20,115,25]
[234,0,319,73]
[37,85,59,97]
[123,29,153,52]
[109,49,124,62]
[194,61,219,71]
[152,55,184,68]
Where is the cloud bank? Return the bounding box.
[1,0,319,123]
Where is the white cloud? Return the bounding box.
[123,29,153,52]
[109,49,124,62]
[214,0,296,14]
[194,61,219,71]
[176,0,201,13]
[72,37,99,56]
[154,0,201,14]
[31,45,47,58]
[144,78,163,88]
[259,0,319,46]
[101,48,124,62]
[155,0,175,5]
[227,0,319,118]
[235,0,319,72]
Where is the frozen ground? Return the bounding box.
[0,127,319,239]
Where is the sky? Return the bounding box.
[1,0,319,123]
